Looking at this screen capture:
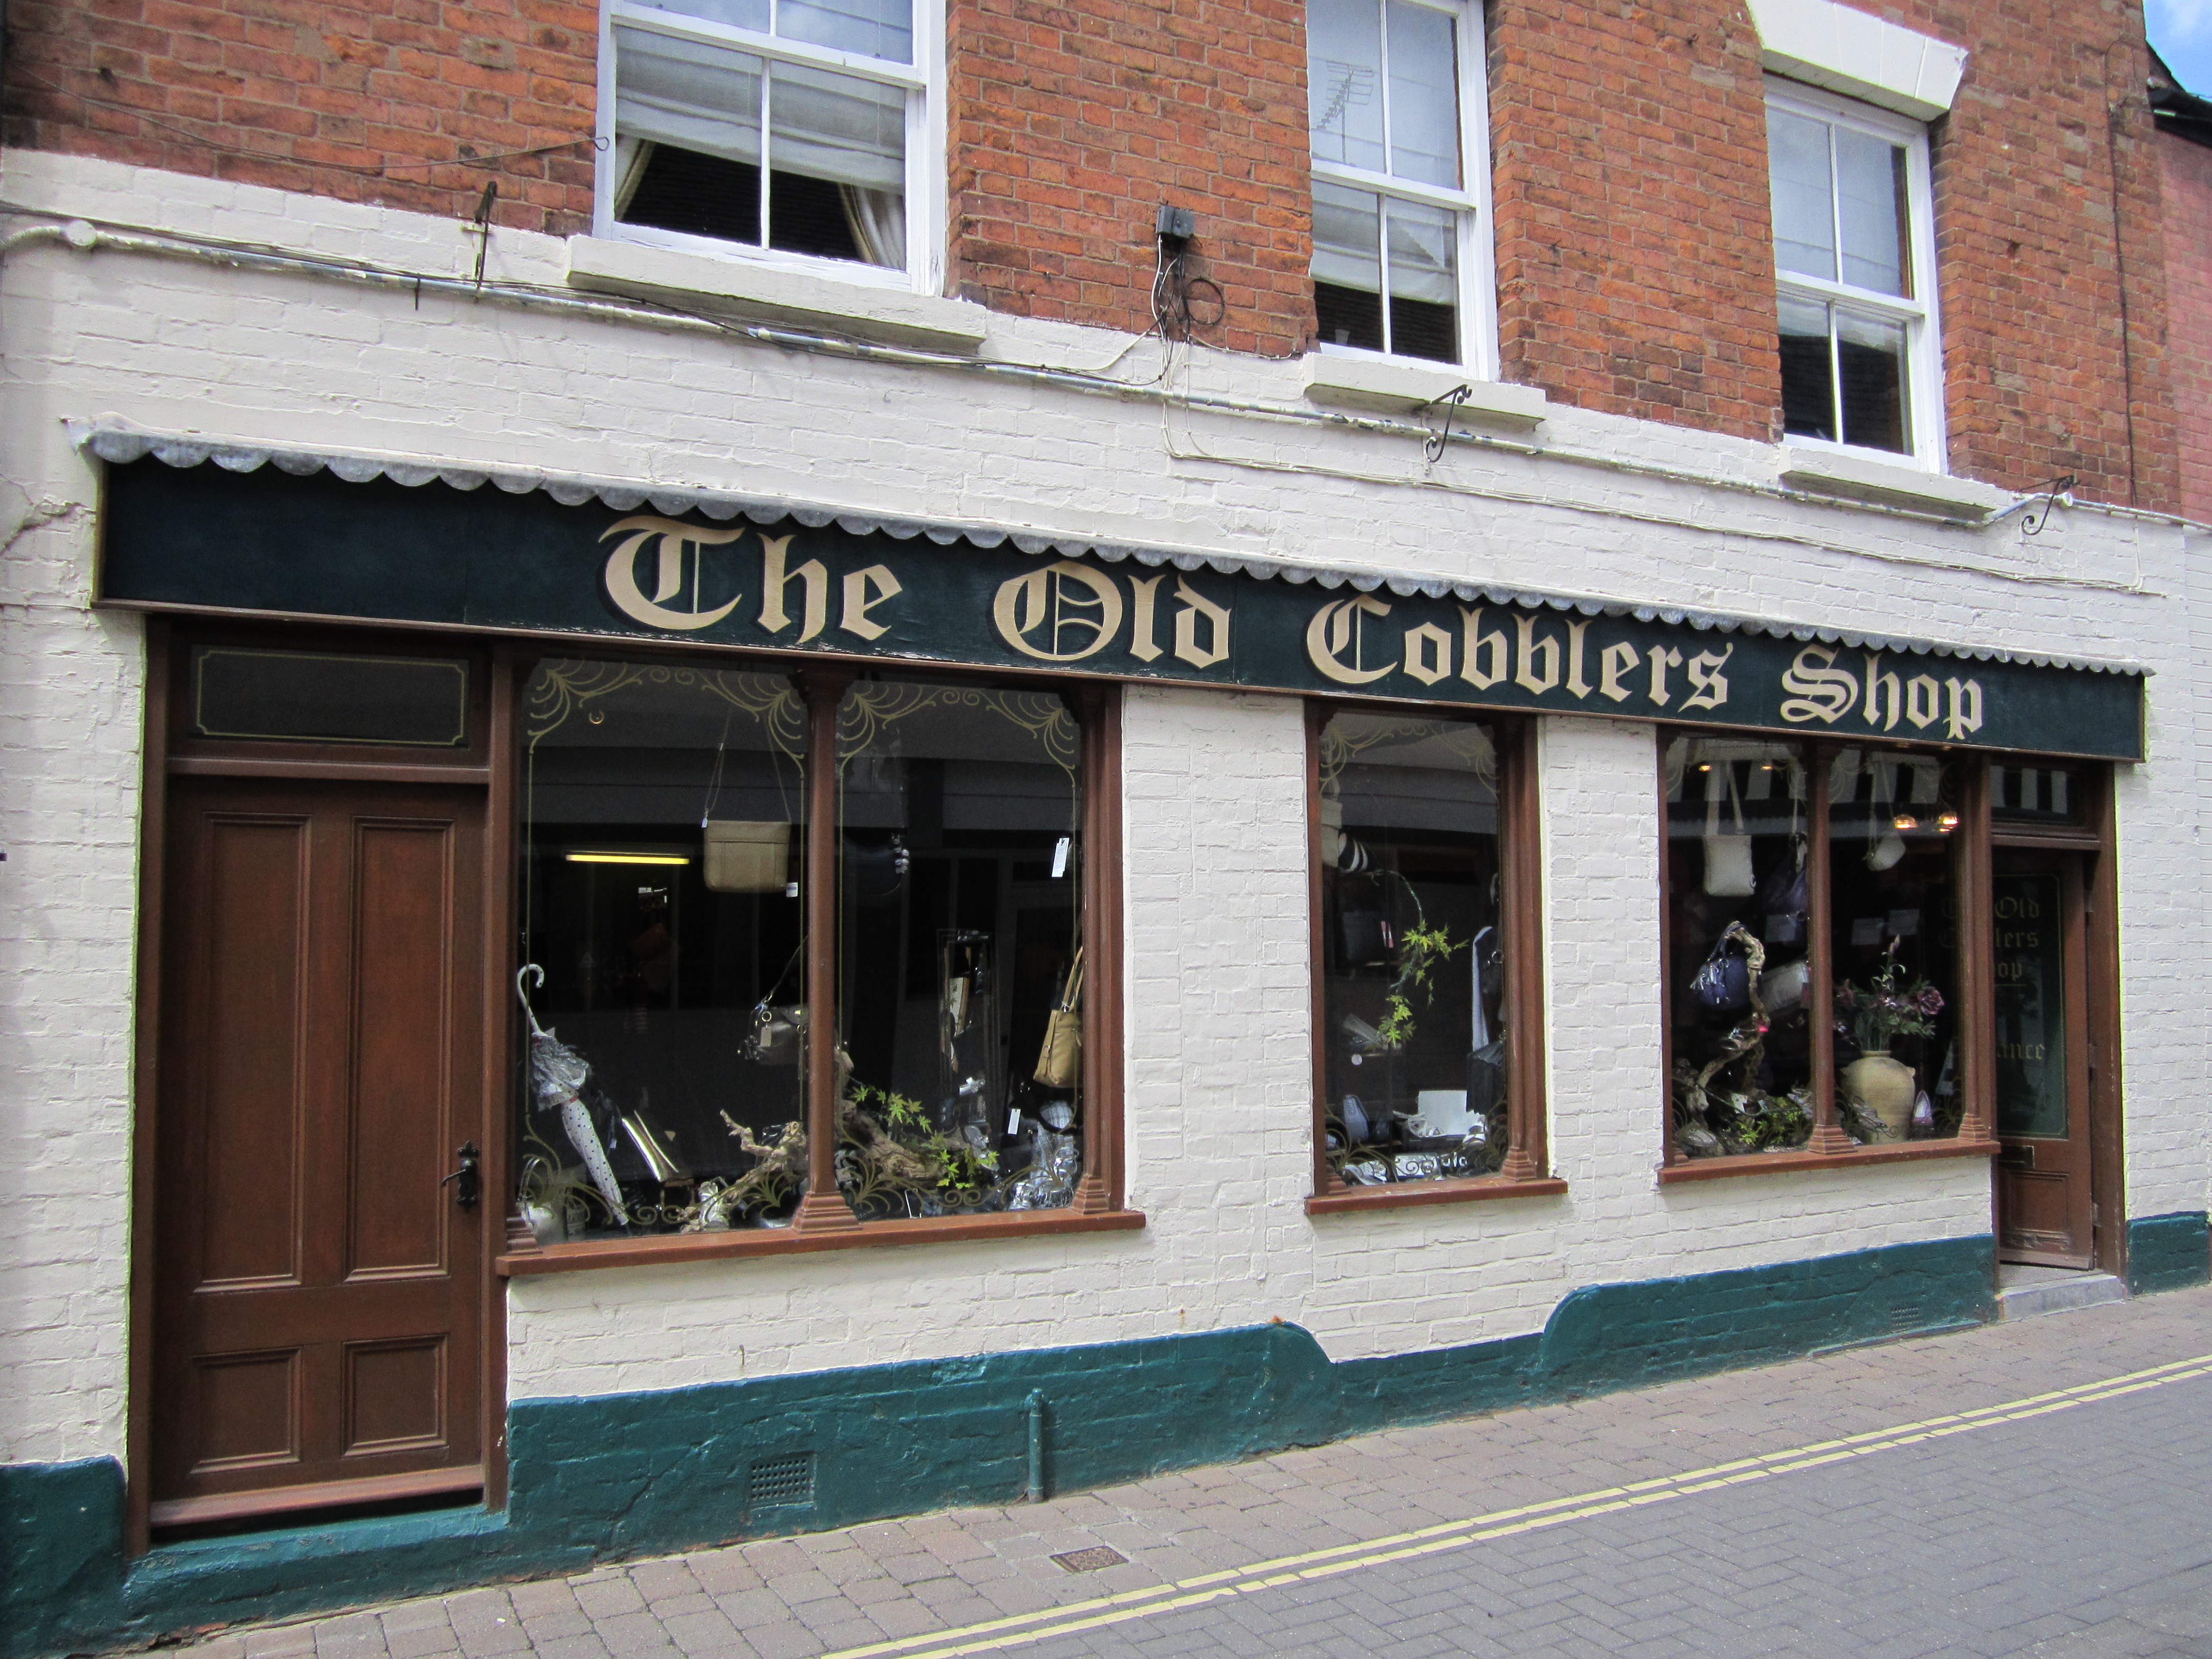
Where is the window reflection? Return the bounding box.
[1665,738,1816,1158]
[1826,748,1961,1142]
[520,661,807,1240]
[1318,712,1505,1186]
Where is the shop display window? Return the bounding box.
[1313,710,1535,1192]
[1663,732,1968,1166]
[517,658,1101,1245]
[1664,738,1817,1156]
[1825,748,1962,1142]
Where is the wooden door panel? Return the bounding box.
[196,815,311,1288]
[344,1338,449,1457]
[156,778,486,1515]
[188,1350,302,1474]
[348,820,459,1278]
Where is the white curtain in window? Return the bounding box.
[1385,0,1458,187]
[769,59,906,192]
[615,25,764,167]
[1312,179,1381,293]
[840,186,907,267]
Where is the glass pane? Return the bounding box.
[780,0,912,63]
[618,140,762,243]
[1313,180,1385,351]
[1308,0,1387,174]
[1665,738,1814,1159]
[614,25,762,169]
[1386,197,1458,363]
[1994,871,2069,1137]
[1319,713,1504,1188]
[768,60,905,192]
[519,662,809,1241]
[1836,307,1908,453]
[1992,763,2086,826]
[635,0,772,32]
[1827,748,1962,1144]
[1385,1,1459,187]
[1836,126,1908,295]
[835,681,1083,1218]
[190,648,467,747]
[1777,293,1835,441]
[1768,107,1837,282]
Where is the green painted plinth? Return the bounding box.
[2,1233,1996,1658]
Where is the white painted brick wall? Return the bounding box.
[2,149,2204,1462]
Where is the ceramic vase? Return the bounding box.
[1842,1051,1917,1141]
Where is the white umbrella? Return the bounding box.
[517,965,629,1226]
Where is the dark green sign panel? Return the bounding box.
[98,460,2145,760]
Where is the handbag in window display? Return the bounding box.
[1318,711,1506,1186]
[1665,739,1817,1158]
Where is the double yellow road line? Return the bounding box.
[815,1351,2212,1659]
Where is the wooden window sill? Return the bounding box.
[1305,1175,1568,1216]
[1657,1138,2000,1184]
[498,1207,1145,1275]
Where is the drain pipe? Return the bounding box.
[1026,1391,1047,1504]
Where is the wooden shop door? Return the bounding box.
[151,776,488,1526]
[1992,850,2096,1268]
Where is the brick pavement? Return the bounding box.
[175,1287,2212,1659]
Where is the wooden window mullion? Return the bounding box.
[1498,719,1548,1181]
[790,666,860,1233]
[1954,755,1995,1143]
[1806,740,1853,1154]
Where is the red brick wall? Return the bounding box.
[0,0,2186,508]
[1894,4,2179,514]
[0,0,599,234]
[1485,0,1783,443]
[945,0,1313,355]
[2159,131,2212,523]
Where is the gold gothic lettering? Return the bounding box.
[1779,646,1858,724]
[599,516,747,631]
[993,562,1125,662]
[1308,595,1395,685]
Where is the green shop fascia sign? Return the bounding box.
[97,458,2144,761]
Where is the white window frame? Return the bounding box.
[595,0,947,296]
[1308,0,1497,378]
[1765,78,1945,471]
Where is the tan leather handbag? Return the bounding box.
[1033,948,1086,1089]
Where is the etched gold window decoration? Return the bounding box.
[514,656,1103,1248]
[832,676,1085,1219]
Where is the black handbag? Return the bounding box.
[1758,833,1810,947]
[1689,930,1752,1014]
[1338,907,1392,967]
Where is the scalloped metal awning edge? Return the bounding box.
[69,416,2145,678]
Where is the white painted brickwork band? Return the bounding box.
[2,150,2206,1466]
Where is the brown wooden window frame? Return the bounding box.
[1305,704,1565,1215]
[497,651,1141,1275]
[1656,729,2004,1184]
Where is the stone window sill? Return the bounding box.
[1304,1174,1568,1216]
[1776,446,2010,519]
[1301,356,1549,428]
[1657,1137,2000,1185]
[497,1207,1144,1275]
[565,235,990,354]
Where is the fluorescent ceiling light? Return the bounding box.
[565,852,691,866]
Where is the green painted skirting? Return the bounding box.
[3,1234,1995,1657]
[2128,1211,2211,1295]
